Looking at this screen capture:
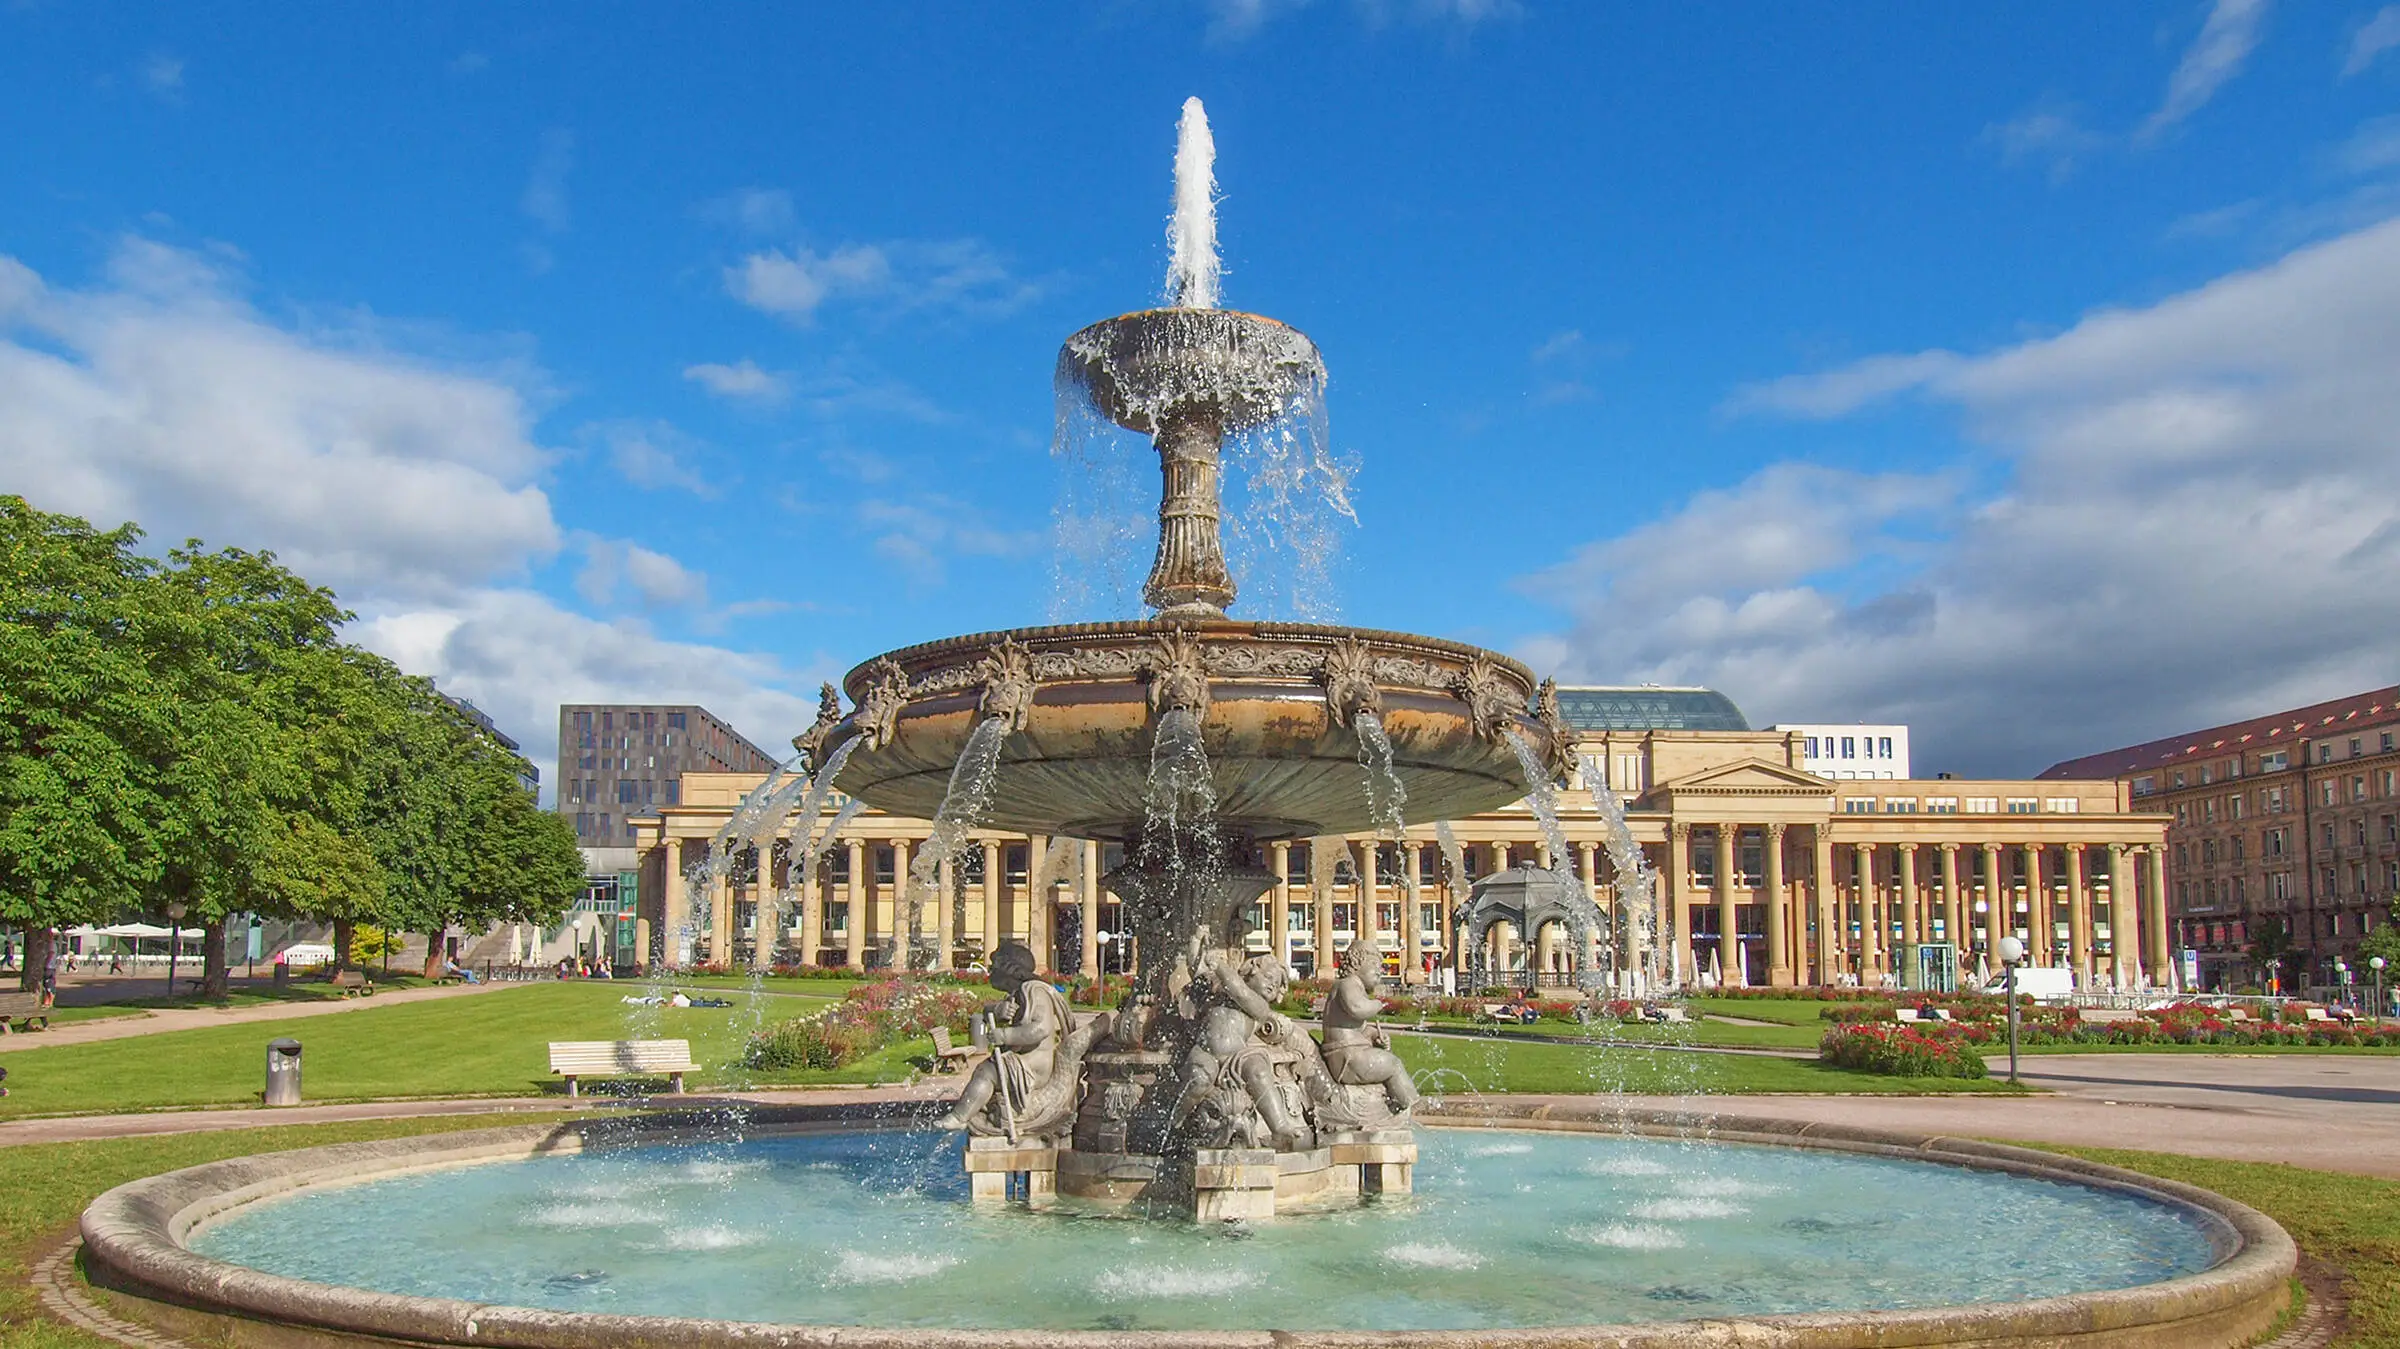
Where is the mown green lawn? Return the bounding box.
[0,982,871,1118]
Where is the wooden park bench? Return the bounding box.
[929,1025,978,1074]
[0,991,50,1034]
[547,1039,696,1097]
[327,970,373,998]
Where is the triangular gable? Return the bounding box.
[1653,758,1833,797]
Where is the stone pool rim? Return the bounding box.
[78,1099,2296,1349]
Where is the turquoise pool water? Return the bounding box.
[191,1128,2220,1331]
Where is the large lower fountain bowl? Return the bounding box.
[827,620,1550,841]
[77,1101,2298,1348]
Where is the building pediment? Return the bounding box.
[1652,758,1832,798]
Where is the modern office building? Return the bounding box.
[555,704,780,849]
[1771,724,1913,780]
[2040,685,2400,990]
[439,691,541,796]
[628,698,2169,993]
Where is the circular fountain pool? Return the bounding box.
[81,1106,2287,1348]
[188,1127,2213,1332]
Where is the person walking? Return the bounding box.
[41,942,61,1007]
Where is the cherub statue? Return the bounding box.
[1317,941,1418,1116]
[939,941,1071,1138]
[1170,951,1313,1152]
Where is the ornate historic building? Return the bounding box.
[629,718,2171,991]
[2041,685,2400,990]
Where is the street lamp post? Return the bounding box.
[1997,934,2026,1085]
[164,900,188,997]
[2372,956,2387,1024]
[2335,958,2352,1013]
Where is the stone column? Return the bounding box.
[710,858,734,968]
[935,856,956,970]
[1578,841,1603,976]
[750,845,778,974]
[1357,841,1382,961]
[1270,840,1293,974]
[1896,844,1919,977]
[2064,844,2089,987]
[888,839,911,968]
[981,839,1003,959]
[2144,844,2170,982]
[2107,843,2136,989]
[1668,824,1693,986]
[1981,842,2005,962]
[1812,826,1836,984]
[1713,826,1738,986]
[1402,843,1425,985]
[1764,824,1790,987]
[799,840,824,969]
[2022,844,2047,965]
[662,837,688,969]
[1852,840,1872,974]
[1938,843,1962,954]
[844,839,866,970]
[1026,835,1050,971]
[1312,840,1336,973]
[1080,840,1102,979]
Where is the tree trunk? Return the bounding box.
[332,917,355,971]
[19,927,52,994]
[200,919,231,1001]
[423,922,448,979]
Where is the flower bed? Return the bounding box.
[744,977,984,1071]
[1818,1023,1989,1079]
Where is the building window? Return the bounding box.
[2270,871,2289,900]
[1965,796,1998,813]
[2353,775,2368,802]
[1805,736,1819,757]
[1927,797,1958,813]
[1843,798,1875,814]
[2045,797,2081,814]
[2006,798,2038,814]
[1841,737,1856,759]
[2383,731,2395,753]
[1884,798,1916,813]
[2261,750,2288,772]
[2318,744,2333,764]
[2351,737,2364,758]
[2323,781,2339,807]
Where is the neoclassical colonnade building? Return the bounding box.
[627,690,2172,990]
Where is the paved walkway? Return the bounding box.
[0,980,513,1051]
[1577,1051,2400,1180]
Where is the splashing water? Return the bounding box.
[1353,711,1408,841]
[1434,820,1471,966]
[1165,96,1220,310]
[1130,707,1225,972]
[901,718,1012,968]
[1582,753,1664,995]
[1505,729,1608,988]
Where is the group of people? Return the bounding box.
[555,956,613,980]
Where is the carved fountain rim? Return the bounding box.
[841,619,1539,703]
[77,1099,2294,1349]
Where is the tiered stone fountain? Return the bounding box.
[808,106,1577,1219]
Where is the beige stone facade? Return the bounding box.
[631,726,2169,990]
[2041,686,2400,990]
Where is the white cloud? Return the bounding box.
[575,536,709,610]
[0,238,559,599]
[2138,0,2269,142]
[2336,115,2400,176]
[352,589,819,791]
[857,495,1041,588]
[1981,102,2107,180]
[584,419,719,498]
[683,358,788,403]
[724,239,1036,325]
[699,188,795,235]
[140,53,185,99]
[1531,217,2400,775]
[522,129,574,233]
[2342,5,2400,76]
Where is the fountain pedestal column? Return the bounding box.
[964,1136,1058,1208]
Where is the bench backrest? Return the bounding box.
[931,1025,955,1053]
[0,991,40,1013]
[330,970,367,987]
[548,1039,696,1073]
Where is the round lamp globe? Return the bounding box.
[1997,936,2026,966]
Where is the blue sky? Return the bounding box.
[5,2,2398,786]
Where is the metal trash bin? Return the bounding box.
[265,1038,303,1106]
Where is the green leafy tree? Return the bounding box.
[2359,897,2400,970]
[2245,916,2299,994]
[0,499,175,991]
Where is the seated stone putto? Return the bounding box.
[939,942,1088,1141]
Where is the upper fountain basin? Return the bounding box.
[1058,309,1325,435]
[826,619,1550,841]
